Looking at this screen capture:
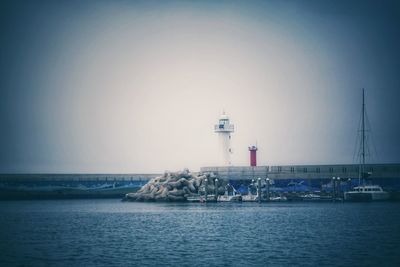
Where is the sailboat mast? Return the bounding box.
[361,89,366,183]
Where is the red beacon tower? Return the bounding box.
[249,145,258,167]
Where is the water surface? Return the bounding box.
[0,200,399,266]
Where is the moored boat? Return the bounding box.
[217,184,242,202]
[344,89,389,202]
[186,195,203,202]
[344,185,389,201]
[241,193,258,202]
[300,193,322,201]
[269,195,288,202]
[218,194,242,202]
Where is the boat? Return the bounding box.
[300,193,322,201]
[218,194,242,202]
[190,184,217,202]
[186,195,203,202]
[300,193,337,201]
[202,194,217,202]
[344,89,389,201]
[241,193,258,202]
[269,195,288,202]
[186,194,217,202]
[344,185,389,201]
[241,181,263,202]
[217,184,242,202]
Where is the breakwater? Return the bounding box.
[124,169,227,202]
[2,163,400,200]
[0,174,157,200]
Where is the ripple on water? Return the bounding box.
[0,200,399,266]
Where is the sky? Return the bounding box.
[0,0,399,173]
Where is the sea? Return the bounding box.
[0,200,399,267]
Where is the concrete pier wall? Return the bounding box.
[200,163,400,180]
[0,173,160,200]
[0,173,160,183]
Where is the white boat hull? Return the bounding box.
[241,194,258,202]
[217,195,242,202]
[344,191,390,201]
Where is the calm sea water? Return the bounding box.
[0,200,399,267]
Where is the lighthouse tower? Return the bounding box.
[214,112,234,165]
[249,145,258,166]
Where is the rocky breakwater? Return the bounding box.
[124,169,226,202]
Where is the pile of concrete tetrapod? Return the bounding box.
[124,169,226,201]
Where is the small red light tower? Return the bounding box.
[249,145,258,167]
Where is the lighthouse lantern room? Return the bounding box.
[214,112,234,166]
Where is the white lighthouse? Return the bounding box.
[214,111,234,166]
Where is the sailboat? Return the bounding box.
[344,89,389,201]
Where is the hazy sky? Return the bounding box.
[1,0,399,173]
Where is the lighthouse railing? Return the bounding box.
[214,124,234,132]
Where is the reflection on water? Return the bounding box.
[0,200,399,266]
